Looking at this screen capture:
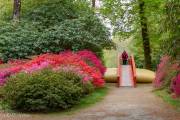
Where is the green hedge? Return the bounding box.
[2,69,93,112]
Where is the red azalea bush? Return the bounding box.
[76,50,106,75]
[0,50,105,87]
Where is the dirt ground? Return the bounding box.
[1,84,180,120]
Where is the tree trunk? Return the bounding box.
[139,0,152,69]
[13,0,21,20]
[92,0,96,8]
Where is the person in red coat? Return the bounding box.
[122,50,128,65]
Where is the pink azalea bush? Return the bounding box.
[0,50,105,87]
[54,65,93,84]
[171,74,180,97]
[0,66,22,85]
[170,63,180,97]
[154,55,180,98]
[154,56,171,88]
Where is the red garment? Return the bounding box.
[122,51,128,60]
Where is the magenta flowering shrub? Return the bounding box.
[23,61,50,73]
[154,56,171,88]
[0,50,105,87]
[171,74,180,97]
[154,55,180,98]
[0,66,22,85]
[170,62,180,97]
[76,50,106,75]
[54,65,93,84]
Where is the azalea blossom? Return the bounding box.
[0,50,105,87]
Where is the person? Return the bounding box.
[121,50,128,65]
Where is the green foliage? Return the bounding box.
[2,69,85,112]
[0,22,40,61]
[134,55,144,68]
[131,0,165,70]
[100,0,179,70]
[100,0,137,38]
[0,0,114,61]
[82,81,95,95]
[160,0,180,59]
[42,87,108,115]
[0,0,12,22]
[38,17,111,53]
[24,0,78,29]
[103,49,118,68]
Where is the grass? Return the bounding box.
[155,89,180,111]
[0,86,109,115]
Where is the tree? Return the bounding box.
[100,0,152,69]
[92,0,96,8]
[0,0,114,61]
[138,0,152,69]
[13,0,21,20]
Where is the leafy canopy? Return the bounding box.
[0,0,114,61]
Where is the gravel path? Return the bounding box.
[1,84,180,120]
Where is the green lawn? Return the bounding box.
[155,90,180,111]
[0,86,109,114]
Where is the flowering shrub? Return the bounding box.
[77,50,106,75]
[154,55,180,98]
[55,65,93,84]
[171,74,180,97]
[154,56,171,88]
[0,66,22,85]
[8,59,27,65]
[170,63,180,97]
[0,50,105,87]
[22,52,105,87]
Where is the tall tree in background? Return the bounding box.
[139,0,152,69]
[13,0,21,20]
[100,0,152,69]
[92,0,96,8]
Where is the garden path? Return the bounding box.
[0,84,180,120]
